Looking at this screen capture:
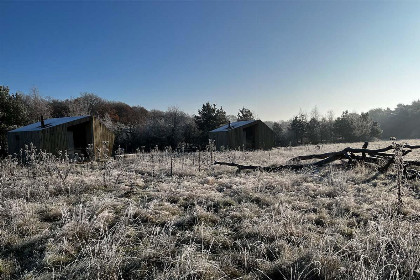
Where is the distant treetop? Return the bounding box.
[237,107,255,121]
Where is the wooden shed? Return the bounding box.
[7,116,114,159]
[209,120,274,150]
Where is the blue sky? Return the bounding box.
[1,1,420,121]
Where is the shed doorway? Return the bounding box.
[243,126,256,150]
[67,121,91,156]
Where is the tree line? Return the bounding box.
[368,101,420,140]
[0,86,256,155]
[9,85,420,155]
[269,109,382,146]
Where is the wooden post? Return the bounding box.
[199,149,201,172]
[170,156,173,177]
[210,144,213,164]
[362,142,368,159]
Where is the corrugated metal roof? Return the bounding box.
[210,120,256,132]
[9,116,90,132]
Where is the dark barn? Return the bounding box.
[7,116,114,158]
[209,120,274,150]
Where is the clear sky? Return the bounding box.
[1,1,420,121]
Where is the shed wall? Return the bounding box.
[92,117,115,158]
[210,120,274,150]
[7,131,41,155]
[254,121,275,149]
[7,116,114,158]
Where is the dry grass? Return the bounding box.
[1,140,420,279]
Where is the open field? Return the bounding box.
[1,141,420,279]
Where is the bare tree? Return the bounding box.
[68,93,104,116]
[23,87,51,122]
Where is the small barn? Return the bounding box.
[7,116,114,158]
[209,120,274,150]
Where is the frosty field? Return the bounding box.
[1,141,420,279]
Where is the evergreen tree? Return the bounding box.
[272,122,286,146]
[319,117,334,143]
[370,121,382,139]
[307,117,321,144]
[0,86,28,155]
[194,102,227,145]
[334,111,382,142]
[289,113,307,145]
[237,107,254,121]
[334,111,355,142]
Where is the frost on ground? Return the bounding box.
[0,141,420,279]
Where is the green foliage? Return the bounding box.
[283,110,382,146]
[320,117,334,143]
[370,121,382,139]
[272,122,287,146]
[0,86,28,155]
[289,113,307,145]
[334,111,356,142]
[334,111,381,142]
[50,99,71,118]
[307,117,321,144]
[194,102,228,145]
[369,100,420,139]
[237,107,254,121]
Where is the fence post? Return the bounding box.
[170,156,173,177]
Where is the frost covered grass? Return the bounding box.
[1,141,420,279]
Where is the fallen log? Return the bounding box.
[346,154,388,165]
[215,142,420,177]
[404,160,420,167]
[214,161,302,171]
[290,143,418,162]
[290,151,341,161]
[405,144,420,149]
[215,153,345,172]
[343,146,394,154]
[290,146,396,162]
